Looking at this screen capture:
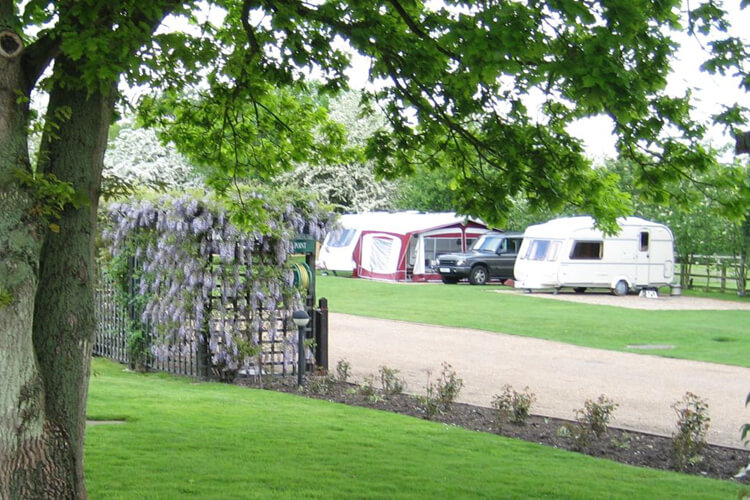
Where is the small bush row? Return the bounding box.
[308,359,711,469]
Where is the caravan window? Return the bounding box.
[640,231,649,252]
[432,236,462,256]
[570,241,603,260]
[523,239,561,261]
[547,241,561,261]
[327,229,357,248]
[525,240,550,261]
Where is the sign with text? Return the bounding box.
[292,238,315,254]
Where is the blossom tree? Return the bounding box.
[278,91,397,213]
[103,121,202,192]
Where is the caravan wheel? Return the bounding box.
[612,280,629,296]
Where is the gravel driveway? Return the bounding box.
[328,298,750,449]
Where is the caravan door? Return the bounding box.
[635,229,651,286]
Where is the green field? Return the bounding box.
[85,358,742,499]
[316,276,750,367]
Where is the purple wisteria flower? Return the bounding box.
[102,192,332,374]
[193,214,212,235]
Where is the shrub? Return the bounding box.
[564,422,592,451]
[416,393,440,419]
[379,366,406,397]
[434,362,463,406]
[492,385,536,429]
[357,375,381,402]
[417,362,463,419]
[336,359,352,383]
[672,392,710,470]
[102,192,334,380]
[309,373,336,395]
[127,329,152,373]
[567,395,618,450]
[576,395,618,439]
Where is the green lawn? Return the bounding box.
[317,276,750,368]
[85,358,742,499]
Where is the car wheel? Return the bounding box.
[441,277,459,284]
[573,287,587,294]
[612,280,629,296]
[469,266,488,285]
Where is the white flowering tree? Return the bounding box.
[103,121,202,193]
[278,91,397,213]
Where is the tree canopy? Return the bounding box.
[133,0,748,230]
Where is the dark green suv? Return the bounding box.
[436,232,523,285]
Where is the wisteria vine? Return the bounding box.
[102,191,333,379]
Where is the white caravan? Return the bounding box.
[514,216,675,295]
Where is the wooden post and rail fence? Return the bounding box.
[676,254,748,296]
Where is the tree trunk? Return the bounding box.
[1,2,172,496]
[1,45,115,500]
[31,56,117,500]
[0,26,72,500]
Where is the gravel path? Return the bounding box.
[329,311,750,449]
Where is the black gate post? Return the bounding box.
[314,297,328,371]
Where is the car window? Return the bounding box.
[507,238,522,253]
[472,235,502,252]
[496,237,521,254]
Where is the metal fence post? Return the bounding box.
[127,256,137,369]
[315,298,328,372]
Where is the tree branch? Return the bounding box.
[0,0,14,21]
[22,32,61,90]
[384,0,458,61]
[242,0,262,60]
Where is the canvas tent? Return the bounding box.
[317,212,490,281]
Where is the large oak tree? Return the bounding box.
[0,0,746,497]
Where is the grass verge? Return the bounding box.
[316,276,750,368]
[85,358,743,499]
